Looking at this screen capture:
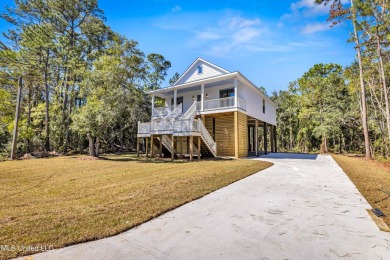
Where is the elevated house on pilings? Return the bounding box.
[137,58,277,161]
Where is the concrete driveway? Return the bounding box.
[26,154,390,260]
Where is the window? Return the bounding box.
[219,88,235,98]
[262,99,265,113]
[197,65,203,74]
[197,94,201,102]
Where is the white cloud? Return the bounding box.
[228,16,261,28]
[152,11,332,58]
[285,0,350,18]
[196,31,221,40]
[301,22,331,34]
[187,15,273,56]
[171,5,181,12]
[232,27,262,44]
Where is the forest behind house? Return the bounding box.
[0,0,389,160]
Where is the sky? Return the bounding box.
[0,0,355,93]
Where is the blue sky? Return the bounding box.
[0,0,355,93]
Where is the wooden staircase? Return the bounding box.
[194,137,215,157]
[152,136,174,158]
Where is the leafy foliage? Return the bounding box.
[0,0,169,157]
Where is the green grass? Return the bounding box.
[0,154,272,259]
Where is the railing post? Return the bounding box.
[198,118,201,132]
[152,95,155,113]
[174,89,177,107]
[201,84,204,111]
[234,77,238,108]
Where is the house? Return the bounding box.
[137,58,277,160]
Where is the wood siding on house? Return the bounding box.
[238,112,248,157]
[204,112,248,157]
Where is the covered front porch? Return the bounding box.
[150,74,247,115]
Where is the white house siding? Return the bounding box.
[161,78,276,126]
[176,60,227,85]
[241,85,277,126]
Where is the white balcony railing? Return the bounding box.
[152,106,172,118]
[201,96,246,111]
[151,119,174,133]
[138,122,151,134]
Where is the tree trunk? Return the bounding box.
[25,85,32,153]
[351,0,372,160]
[95,137,100,157]
[63,83,74,153]
[87,133,96,157]
[44,66,50,152]
[11,77,23,160]
[376,35,390,151]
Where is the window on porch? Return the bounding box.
[219,88,235,98]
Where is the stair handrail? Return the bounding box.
[181,101,197,120]
[161,135,173,152]
[196,118,217,155]
[164,103,182,119]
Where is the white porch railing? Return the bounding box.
[151,119,174,133]
[173,118,199,133]
[152,106,172,118]
[138,122,151,134]
[201,96,246,111]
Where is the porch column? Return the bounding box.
[234,111,239,159]
[180,136,183,158]
[198,136,201,161]
[174,89,177,107]
[201,84,204,111]
[151,135,154,157]
[159,135,163,158]
[274,126,278,153]
[270,125,274,153]
[263,123,268,155]
[171,135,175,160]
[146,137,149,158]
[190,135,193,162]
[255,119,259,157]
[151,95,155,112]
[137,137,140,157]
[234,77,238,108]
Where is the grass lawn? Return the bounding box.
[0,154,272,259]
[332,154,390,228]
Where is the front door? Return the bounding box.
[171,96,184,112]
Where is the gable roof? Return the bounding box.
[173,58,230,86]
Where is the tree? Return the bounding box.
[145,53,171,90]
[169,72,180,85]
[0,0,167,159]
[315,0,372,159]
